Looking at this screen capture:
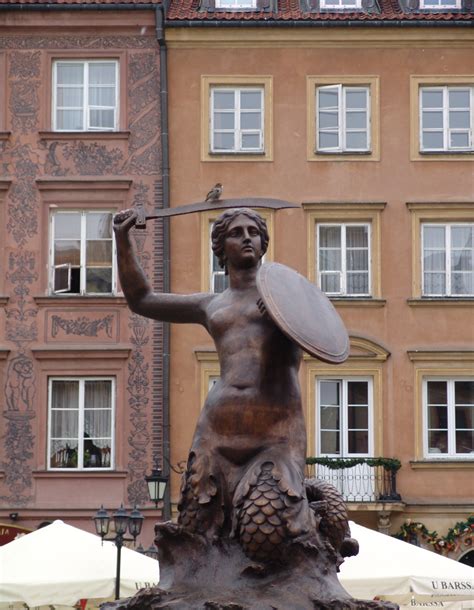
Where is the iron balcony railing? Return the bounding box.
[306,457,402,503]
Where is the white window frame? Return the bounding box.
[47,376,115,471]
[50,210,116,296]
[215,0,257,7]
[419,86,473,153]
[423,377,474,459]
[316,84,371,153]
[419,0,461,7]
[317,222,371,297]
[210,86,264,154]
[421,222,474,297]
[320,0,362,8]
[52,59,119,132]
[317,377,373,458]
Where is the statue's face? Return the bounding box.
[224,214,263,269]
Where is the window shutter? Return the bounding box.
[256,0,271,10]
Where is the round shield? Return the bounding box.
[256,262,350,364]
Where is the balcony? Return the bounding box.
[305,457,402,503]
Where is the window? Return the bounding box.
[51,210,115,295]
[209,222,230,293]
[201,76,273,161]
[420,86,473,152]
[422,223,473,297]
[210,87,264,154]
[419,0,461,7]
[307,76,379,161]
[424,379,473,458]
[320,0,362,8]
[53,60,119,132]
[317,378,373,457]
[48,377,114,470]
[317,223,370,296]
[316,85,370,153]
[215,0,256,7]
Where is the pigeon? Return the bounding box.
[205,183,223,203]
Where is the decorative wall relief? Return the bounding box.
[10,81,40,133]
[9,50,41,79]
[0,36,156,50]
[51,314,115,339]
[62,141,124,175]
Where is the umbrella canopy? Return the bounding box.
[339,522,473,605]
[0,520,159,607]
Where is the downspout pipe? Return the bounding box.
[156,3,172,522]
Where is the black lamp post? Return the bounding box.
[93,504,144,600]
[145,467,168,509]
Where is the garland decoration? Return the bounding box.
[306,456,401,472]
[394,516,474,554]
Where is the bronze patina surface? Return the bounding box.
[103,203,397,610]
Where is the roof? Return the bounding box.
[0,0,160,5]
[166,0,474,22]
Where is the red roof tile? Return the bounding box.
[0,0,160,4]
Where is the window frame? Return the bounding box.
[320,0,362,7]
[52,59,120,133]
[410,76,474,162]
[419,0,461,8]
[49,209,117,296]
[421,221,473,297]
[214,0,257,8]
[422,377,474,459]
[307,76,380,162]
[316,376,373,458]
[317,222,372,297]
[47,375,115,471]
[201,75,273,162]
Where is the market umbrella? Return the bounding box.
[339,522,473,605]
[0,520,159,607]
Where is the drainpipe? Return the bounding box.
[156,3,172,522]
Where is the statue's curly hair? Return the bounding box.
[211,208,269,272]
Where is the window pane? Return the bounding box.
[57,63,84,85]
[213,273,229,293]
[86,241,112,266]
[55,213,81,239]
[213,90,234,110]
[318,89,338,109]
[57,109,84,131]
[86,213,112,240]
[319,111,338,129]
[346,111,367,129]
[455,430,473,454]
[51,410,78,439]
[213,112,234,130]
[348,431,368,454]
[451,249,472,271]
[424,272,446,295]
[346,226,368,248]
[424,225,445,249]
[89,62,116,85]
[424,250,446,272]
[452,272,473,295]
[427,381,448,405]
[455,381,474,405]
[449,111,470,129]
[428,431,448,454]
[84,439,112,468]
[345,89,367,109]
[85,380,112,409]
[89,109,114,129]
[50,440,78,468]
[423,111,443,129]
[451,226,473,248]
[428,405,448,428]
[421,89,443,108]
[455,406,473,429]
[84,410,112,438]
[319,132,339,149]
[54,267,71,292]
[54,240,81,266]
[240,91,262,110]
[347,250,368,271]
[320,249,341,272]
[51,380,79,409]
[57,87,84,108]
[348,406,368,428]
[320,381,340,406]
[213,132,234,151]
[450,132,470,148]
[241,112,261,130]
[348,381,368,405]
[320,226,341,248]
[347,272,369,295]
[449,90,470,108]
[86,268,112,293]
[320,406,339,430]
[346,132,368,150]
[422,131,444,150]
[241,133,260,149]
[321,431,339,454]
[89,86,115,107]
[321,273,340,293]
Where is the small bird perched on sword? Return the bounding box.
[205,183,223,203]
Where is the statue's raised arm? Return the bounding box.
[113,209,212,327]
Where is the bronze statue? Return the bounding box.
[106,203,397,610]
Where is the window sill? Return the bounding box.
[330,297,386,308]
[407,297,474,308]
[32,344,132,360]
[33,470,128,479]
[309,151,379,162]
[410,460,474,470]
[205,151,271,162]
[38,131,130,141]
[34,295,127,307]
[413,150,474,162]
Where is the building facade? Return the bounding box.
[0,0,166,545]
[164,0,473,562]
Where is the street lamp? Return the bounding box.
[93,504,144,600]
[145,468,168,509]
